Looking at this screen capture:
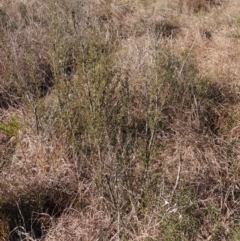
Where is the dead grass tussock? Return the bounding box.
[0,119,79,239]
[0,132,77,200]
[44,208,111,241]
[155,131,240,239]
[44,206,162,241]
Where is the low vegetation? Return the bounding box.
[1,0,240,240]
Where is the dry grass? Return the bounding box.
[1,0,240,240]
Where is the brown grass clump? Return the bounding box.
[181,0,223,13]
[1,0,240,240]
[0,109,79,240]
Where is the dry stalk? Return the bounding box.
[170,154,183,203]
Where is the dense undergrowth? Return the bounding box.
[1,0,240,240]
